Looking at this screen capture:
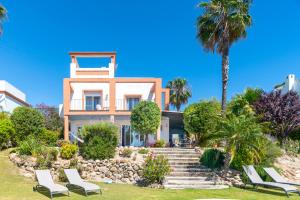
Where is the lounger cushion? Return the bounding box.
[261,182,298,192]
[64,169,100,192]
[35,170,68,194]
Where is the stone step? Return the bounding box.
[170,171,213,176]
[167,157,199,161]
[165,180,215,185]
[154,152,200,156]
[164,184,229,189]
[151,148,195,151]
[170,164,204,168]
[171,168,211,172]
[169,161,200,166]
[165,176,210,181]
[156,153,200,158]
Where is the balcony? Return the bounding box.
[70,99,109,111]
[69,98,154,113]
[116,98,154,111]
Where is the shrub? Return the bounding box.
[138,148,149,154]
[153,140,165,148]
[282,138,300,155]
[56,139,70,147]
[60,143,78,159]
[38,129,59,146]
[200,148,225,169]
[254,90,300,144]
[216,114,282,170]
[47,148,59,161]
[80,122,118,160]
[142,155,171,184]
[58,168,68,182]
[35,104,64,132]
[0,119,15,149]
[121,148,133,158]
[17,135,44,157]
[0,112,10,120]
[183,100,221,146]
[130,101,161,146]
[11,107,45,143]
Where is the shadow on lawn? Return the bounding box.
[242,186,293,197]
[34,188,69,199]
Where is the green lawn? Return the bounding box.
[0,150,299,200]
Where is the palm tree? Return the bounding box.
[196,0,252,113]
[166,78,192,111]
[0,5,7,35]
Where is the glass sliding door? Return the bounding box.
[85,95,102,110]
[126,97,140,110]
[121,125,144,146]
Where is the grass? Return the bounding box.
[0,149,299,200]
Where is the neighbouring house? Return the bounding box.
[274,74,300,95]
[60,52,175,146]
[0,80,29,113]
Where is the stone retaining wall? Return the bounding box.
[9,147,148,184]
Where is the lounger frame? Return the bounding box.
[243,165,300,198]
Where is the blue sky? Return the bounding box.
[1,0,300,109]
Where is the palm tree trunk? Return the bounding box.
[223,152,232,171]
[221,48,229,113]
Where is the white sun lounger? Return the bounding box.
[34,170,69,199]
[264,167,300,186]
[242,165,300,197]
[64,169,101,196]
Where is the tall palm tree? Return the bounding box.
[0,5,7,35]
[166,78,192,112]
[196,0,252,113]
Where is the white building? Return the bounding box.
[275,74,300,95]
[0,80,28,113]
[61,52,171,146]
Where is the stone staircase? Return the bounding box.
[151,148,228,189]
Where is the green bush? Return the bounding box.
[142,155,171,184]
[130,101,161,145]
[47,148,59,161]
[153,140,165,148]
[0,119,15,149]
[60,143,78,159]
[121,148,133,158]
[282,138,299,155]
[58,168,68,182]
[0,112,10,120]
[56,139,70,147]
[200,148,225,169]
[17,135,44,157]
[183,100,221,146]
[138,148,149,154]
[11,107,45,143]
[38,129,59,146]
[80,122,118,160]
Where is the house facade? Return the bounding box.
[62,52,171,146]
[275,74,300,95]
[0,80,28,113]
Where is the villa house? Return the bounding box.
[274,74,300,95]
[0,80,28,113]
[61,52,172,146]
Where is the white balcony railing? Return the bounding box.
[70,99,109,111]
[70,98,154,111]
[116,98,154,111]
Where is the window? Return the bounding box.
[126,97,140,110]
[85,94,102,111]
